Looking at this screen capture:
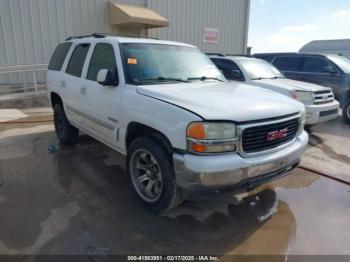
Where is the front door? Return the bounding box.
[79,42,123,149]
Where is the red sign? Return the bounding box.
[267,128,288,141]
[203,27,219,44]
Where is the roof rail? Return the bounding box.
[65,33,115,41]
[226,54,252,57]
[205,53,225,57]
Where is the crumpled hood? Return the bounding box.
[136,81,303,122]
[254,78,331,92]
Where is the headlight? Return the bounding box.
[290,90,314,105]
[186,122,237,153]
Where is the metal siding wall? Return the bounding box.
[0,0,146,66]
[147,0,249,54]
[0,0,248,66]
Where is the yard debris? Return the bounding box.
[48,143,60,153]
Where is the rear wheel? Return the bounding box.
[342,100,350,124]
[53,103,79,144]
[127,137,183,212]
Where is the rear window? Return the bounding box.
[273,56,303,72]
[48,42,72,71]
[66,43,91,77]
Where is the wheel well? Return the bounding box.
[126,122,173,153]
[50,92,62,108]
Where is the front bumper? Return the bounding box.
[305,100,340,125]
[173,131,308,194]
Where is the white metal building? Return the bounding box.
[300,39,350,60]
[0,0,250,67]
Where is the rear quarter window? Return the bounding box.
[48,42,72,71]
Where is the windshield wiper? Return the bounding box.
[252,76,284,80]
[141,77,189,83]
[187,76,225,82]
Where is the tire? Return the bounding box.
[342,100,350,125]
[53,103,79,144]
[127,136,183,213]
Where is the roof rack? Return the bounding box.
[65,33,160,41]
[205,53,225,57]
[226,54,252,57]
[65,33,115,41]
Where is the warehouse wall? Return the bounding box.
[148,0,250,55]
[0,0,250,67]
[0,0,145,66]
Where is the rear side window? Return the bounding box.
[273,56,303,72]
[87,43,117,81]
[66,43,91,77]
[303,57,331,73]
[48,42,72,71]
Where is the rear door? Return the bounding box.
[79,41,122,148]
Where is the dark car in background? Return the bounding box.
[253,53,350,123]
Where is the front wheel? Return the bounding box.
[342,100,350,124]
[127,137,183,212]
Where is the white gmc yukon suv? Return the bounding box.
[47,34,308,212]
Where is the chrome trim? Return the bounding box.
[108,117,119,124]
[238,114,301,158]
[187,137,238,146]
[186,137,238,155]
[66,105,116,131]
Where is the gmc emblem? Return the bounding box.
[267,128,288,141]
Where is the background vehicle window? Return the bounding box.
[303,57,332,73]
[66,43,90,77]
[273,57,302,72]
[48,42,72,71]
[211,58,243,80]
[87,43,117,81]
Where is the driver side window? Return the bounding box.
[87,43,118,82]
[211,58,244,81]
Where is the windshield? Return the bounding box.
[239,59,284,80]
[326,55,350,74]
[120,43,225,85]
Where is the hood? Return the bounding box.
[136,81,303,122]
[254,78,331,92]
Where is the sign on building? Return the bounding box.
[203,27,219,44]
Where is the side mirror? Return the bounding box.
[231,69,242,79]
[323,65,337,74]
[228,69,243,80]
[97,69,117,86]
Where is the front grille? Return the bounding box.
[241,117,299,154]
[314,90,334,104]
[320,109,338,117]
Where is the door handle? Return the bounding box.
[61,81,66,88]
[80,87,87,95]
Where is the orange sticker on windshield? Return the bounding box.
[128,58,138,65]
